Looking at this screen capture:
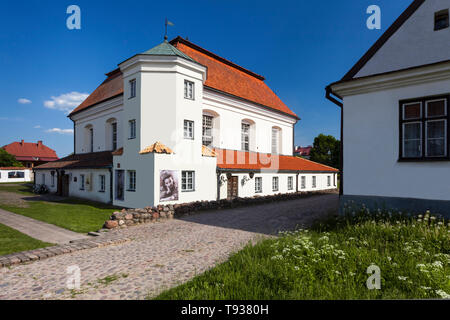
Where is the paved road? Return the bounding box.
[0,193,338,300]
[0,209,88,244]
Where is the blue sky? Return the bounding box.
[0,0,412,157]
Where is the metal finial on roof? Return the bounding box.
[164,18,174,42]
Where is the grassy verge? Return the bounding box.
[155,208,450,300]
[0,183,116,233]
[0,223,52,256]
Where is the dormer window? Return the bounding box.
[435,9,449,31]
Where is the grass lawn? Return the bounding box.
[0,183,117,233]
[0,223,52,256]
[155,207,450,300]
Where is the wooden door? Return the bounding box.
[227,176,239,199]
[62,175,69,197]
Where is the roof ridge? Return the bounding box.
[170,36,266,81]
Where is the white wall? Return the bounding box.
[219,172,337,199]
[203,89,295,155]
[35,169,111,203]
[72,98,124,154]
[356,0,450,78]
[342,77,450,201]
[0,169,31,183]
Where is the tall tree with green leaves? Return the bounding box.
[309,134,340,169]
[0,148,23,167]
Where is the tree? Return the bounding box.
[0,148,23,167]
[309,134,340,169]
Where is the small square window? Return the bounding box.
[287,176,293,190]
[301,176,306,189]
[130,79,136,98]
[184,80,194,100]
[312,176,316,188]
[272,177,279,192]
[327,176,331,187]
[255,177,262,193]
[435,9,449,31]
[127,170,136,191]
[184,120,194,139]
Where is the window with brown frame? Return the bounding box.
[399,95,450,161]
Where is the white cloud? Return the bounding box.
[18,98,32,104]
[45,128,74,135]
[33,125,41,129]
[44,92,89,114]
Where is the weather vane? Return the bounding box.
[164,18,174,41]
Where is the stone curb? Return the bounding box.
[0,235,130,268]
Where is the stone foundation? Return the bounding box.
[104,189,338,230]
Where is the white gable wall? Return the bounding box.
[356,0,450,78]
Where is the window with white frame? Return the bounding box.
[184,120,194,139]
[272,127,280,154]
[130,79,136,98]
[312,176,316,188]
[272,176,279,192]
[99,175,106,192]
[255,177,262,193]
[184,80,194,100]
[112,122,117,150]
[327,176,331,187]
[181,171,195,192]
[288,176,293,190]
[301,176,306,189]
[129,120,136,139]
[80,174,85,190]
[400,96,449,160]
[202,115,213,147]
[128,170,136,191]
[241,122,250,151]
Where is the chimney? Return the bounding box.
[37,141,42,147]
[21,139,24,145]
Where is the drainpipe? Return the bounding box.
[325,86,343,195]
[216,170,221,201]
[108,167,113,204]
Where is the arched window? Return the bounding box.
[106,118,118,151]
[241,119,255,152]
[84,124,93,153]
[271,126,282,154]
[202,110,220,148]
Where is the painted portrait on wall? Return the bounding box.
[160,170,179,201]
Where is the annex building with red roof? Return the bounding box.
[35,36,337,207]
[2,140,58,168]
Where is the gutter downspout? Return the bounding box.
[109,167,113,204]
[325,86,344,196]
[216,169,221,201]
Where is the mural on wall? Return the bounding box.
[160,170,179,201]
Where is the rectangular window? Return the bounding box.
[241,122,250,151]
[272,177,279,192]
[99,175,106,192]
[184,120,194,140]
[327,176,331,187]
[400,96,449,160]
[301,176,306,189]
[181,171,195,191]
[8,171,24,179]
[127,170,136,191]
[112,122,117,150]
[80,174,85,190]
[51,171,55,187]
[312,176,316,188]
[184,80,194,100]
[129,120,136,139]
[202,115,213,147]
[435,9,449,31]
[272,128,279,154]
[255,177,262,193]
[130,79,136,98]
[89,128,94,153]
[287,176,293,190]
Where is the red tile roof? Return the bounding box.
[294,146,312,156]
[69,38,299,119]
[34,151,113,170]
[171,37,298,119]
[214,148,338,172]
[70,69,123,116]
[2,141,58,161]
[0,167,31,170]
